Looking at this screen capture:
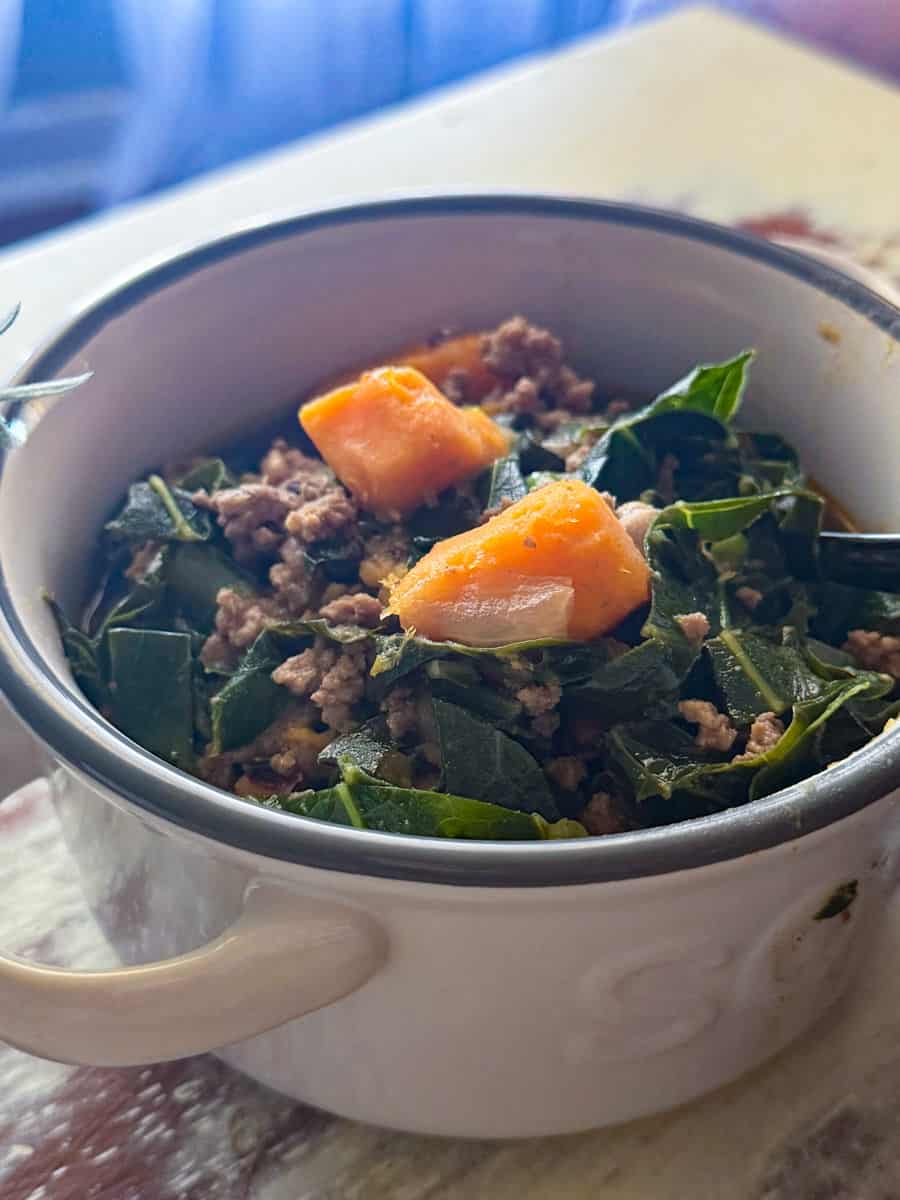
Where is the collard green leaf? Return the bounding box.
[167,542,257,631]
[209,630,291,753]
[810,582,900,646]
[705,629,827,724]
[478,452,527,511]
[318,721,412,785]
[607,670,890,817]
[751,675,888,799]
[302,537,363,583]
[652,351,754,423]
[105,475,211,545]
[278,765,581,840]
[424,660,523,725]
[45,595,107,709]
[579,352,754,501]
[432,698,559,819]
[176,457,236,493]
[567,638,688,724]
[370,629,572,689]
[107,628,194,768]
[518,433,565,474]
[642,490,823,658]
[83,547,170,643]
[270,618,373,645]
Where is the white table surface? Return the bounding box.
[2,6,900,1197]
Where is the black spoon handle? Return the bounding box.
[818,531,900,592]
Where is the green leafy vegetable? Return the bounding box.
[652,351,754,423]
[608,670,890,818]
[86,547,170,642]
[318,721,412,785]
[276,764,582,839]
[45,595,107,709]
[176,457,236,493]
[432,698,559,819]
[567,639,687,724]
[209,631,291,753]
[478,452,527,511]
[705,629,827,724]
[425,659,523,724]
[810,582,900,645]
[105,476,211,545]
[579,352,754,500]
[371,628,572,689]
[167,542,257,630]
[302,537,363,582]
[107,628,194,768]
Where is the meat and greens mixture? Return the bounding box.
[51,317,900,840]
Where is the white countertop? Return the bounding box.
[2,7,900,1197]
[3,4,900,372]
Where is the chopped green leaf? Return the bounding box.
[107,628,194,768]
[167,542,257,630]
[209,630,292,753]
[105,476,212,545]
[176,457,236,493]
[432,698,559,819]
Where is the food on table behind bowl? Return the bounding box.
[49,316,900,841]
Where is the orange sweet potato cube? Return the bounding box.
[299,366,508,518]
[386,478,650,644]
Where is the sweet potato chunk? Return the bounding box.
[299,366,508,518]
[387,479,651,645]
[313,332,499,402]
[402,333,499,401]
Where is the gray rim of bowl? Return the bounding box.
[2,194,900,888]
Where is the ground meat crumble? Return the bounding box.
[843,629,900,679]
[516,681,562,738]
[678,699,738,752]
[380,686,420,741]
[675,612,711,646]
[480,316,595,415]
[581,792,628,836]
[194,443,352,562]
[734,711,785,761]
[271,638,370,733]
[318,591,383,627]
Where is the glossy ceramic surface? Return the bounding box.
[1,198,899,1135]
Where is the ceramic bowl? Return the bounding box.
[1,197,900,1138]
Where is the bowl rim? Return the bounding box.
[2,193,900,888]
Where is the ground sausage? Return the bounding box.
[271,638,369,732]
[283,487,357,543]
[733,711,785,761]
[678,699,738,752]
[675,611,711,646]
[843,629,900,678]
[319,591,384,628]
[480,316,595,414]
[380,686,420,741]
[736,586,763,611]
[544,755,587,791]
[582,791,628,836]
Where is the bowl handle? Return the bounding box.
[0,884,385,1066]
